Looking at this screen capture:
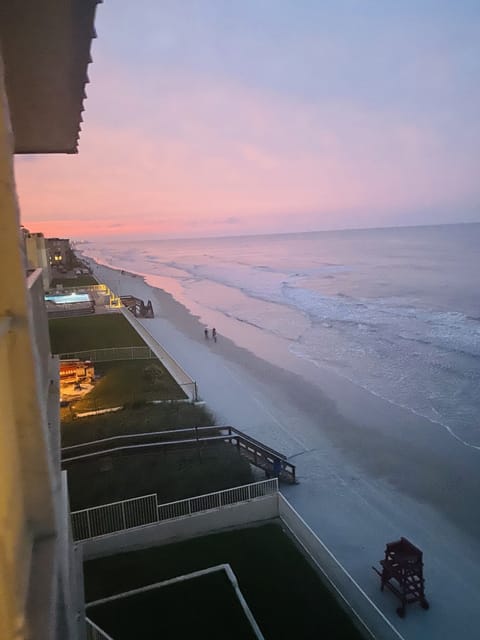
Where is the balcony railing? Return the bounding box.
[157,478,277,522]
[72,494,159,541]
[71,478,278,541]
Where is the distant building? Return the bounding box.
[25,231,52,290]
[48,237,73,270]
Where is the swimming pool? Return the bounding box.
[45,293,91,305]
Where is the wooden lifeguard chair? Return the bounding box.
[373,537,429,617]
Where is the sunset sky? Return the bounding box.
[16,0,480,239]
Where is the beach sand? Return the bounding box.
[88,259,480,640]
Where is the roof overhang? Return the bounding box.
[0,0,101,154]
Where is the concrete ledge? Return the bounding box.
[80,495,279,561]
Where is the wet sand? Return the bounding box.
[88,258,480,640]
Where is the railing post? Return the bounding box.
[155,494,160,522]
[121,502,127,529]
[86,510,92,539]
[218,491,223,508]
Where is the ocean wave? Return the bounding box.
[289,340,480,449]
[83,232,480,446]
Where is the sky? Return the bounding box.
[15,0,480,240]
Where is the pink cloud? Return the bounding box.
[15,65,478,238]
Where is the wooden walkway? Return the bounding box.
[61,425,296,484]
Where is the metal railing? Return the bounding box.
[72,494,159,541]
[71,479,278,541]
[57,345,154,361]
[157,478,278,522]
[53,284,108,293]
[61,425,295,482]
[86,618,115,640]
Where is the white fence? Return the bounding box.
[56,284,109,293]
[72,494,159,541]
[157,479,278,522]
[86,618,115,640]
[71,479,278,542]
[58,346,154,361]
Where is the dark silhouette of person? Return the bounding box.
[204,328,209,339]
[212,327,217,342]
[273,457,281,478]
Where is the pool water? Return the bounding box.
[45,293,91,305]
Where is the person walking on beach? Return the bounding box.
[212,327,217,342]
[204,328,209,339]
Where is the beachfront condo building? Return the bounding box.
[48,237,74,270]
[0,2,100,638]
[24,231,52,291]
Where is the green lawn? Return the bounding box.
[49,314,146,353]
[62,401,254,510]
[68,359,186,414]
[61,402,216,446]
[66,442,253,510]
[89,569,259,640]
[51,275,98,287]
[85,524,364,640]
[52,315,186,414]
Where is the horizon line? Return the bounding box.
[71,219,480,244]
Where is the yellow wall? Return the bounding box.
[0,327,31,639]
[26,233,51,290]
[0,52,30,640]
[0,46,58,640]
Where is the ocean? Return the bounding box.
[83,223,480,447]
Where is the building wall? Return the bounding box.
[0,46,81,640]
[26,232,51,290]
[48,238,72,270]
[0,320,32,640]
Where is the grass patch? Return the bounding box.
[51,275,98,287]
[68,359,186,414]
[61,399,214,446]
[49,314,146,353]
[67,442,253,510]
[85,524,363,640]
[62,392,248,510]
[90,569,258,640]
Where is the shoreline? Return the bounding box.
[85,256,480,526]
[85,255,480,639]
[84,254,480,451]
